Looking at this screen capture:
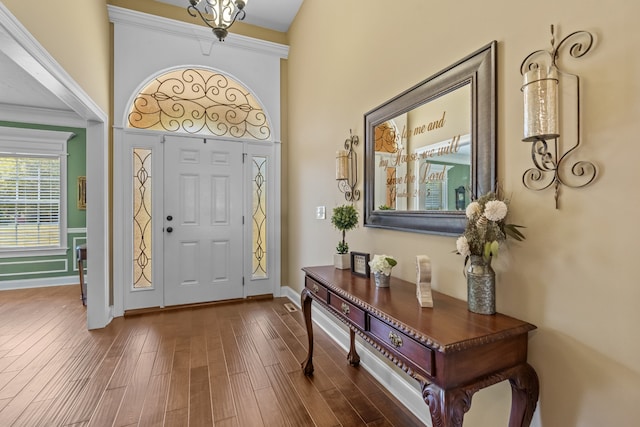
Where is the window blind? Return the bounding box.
[0,156,61,248]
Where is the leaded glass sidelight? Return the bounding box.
[252,156,267,278]
[127,68,271,140]
[133,148,152,289]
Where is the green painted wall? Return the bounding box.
[421,161,470,211]
[446,164,470,211]
[0,121,86,282]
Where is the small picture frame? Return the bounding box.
[350,252,370,278]
[77,176,86,210]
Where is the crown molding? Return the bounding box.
[107,5,289,59]
[0,104,87,128]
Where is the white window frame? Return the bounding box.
[0,127,74,258]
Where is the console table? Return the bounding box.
[301,266,539,427]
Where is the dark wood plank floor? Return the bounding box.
[0,285,425,426]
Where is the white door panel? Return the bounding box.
[121,133,278,312]
[164,135,243,306]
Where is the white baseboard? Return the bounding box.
[280,286,431,426]
[0,275,84,291]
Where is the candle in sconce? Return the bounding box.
[522,66,559,142]
[335,150,349,180]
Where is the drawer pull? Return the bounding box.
[341,303,350,316]
[312,284,319,294]
[388,331,403,348]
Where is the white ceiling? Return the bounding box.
[156,0,304,33]
[0,0,303,119]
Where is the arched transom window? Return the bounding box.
[127,68,271,140]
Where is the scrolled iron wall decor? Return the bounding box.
[336,130,360,202]
[520,25,597,208]
[128,68,270,140]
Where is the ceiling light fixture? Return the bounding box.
[187,0,248,42]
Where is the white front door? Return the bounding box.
[163,135,244,305]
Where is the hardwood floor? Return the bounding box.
[0,285,425,426]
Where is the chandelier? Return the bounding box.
[187,0,248,41]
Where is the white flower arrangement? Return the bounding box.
[456,236,471,258]
[368,254,397,275]
[456,192,525,262]
[484,200,508,222]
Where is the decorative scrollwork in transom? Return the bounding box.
[374,121,399,153]
[127,68,271,140]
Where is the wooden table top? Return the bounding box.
[303,265,536,353]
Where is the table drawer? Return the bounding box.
[328,293,366,329]
[369,316,434,376]
[305,277,328,303]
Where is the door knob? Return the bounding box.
[166,226,173,233]
[166,215,173,221]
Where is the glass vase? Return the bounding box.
[374,272,391,288]
[466,255,496,314]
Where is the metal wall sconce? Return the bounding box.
[336,130,360,202]
[520,25,597,208]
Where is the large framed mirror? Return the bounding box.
[364,41,496,235]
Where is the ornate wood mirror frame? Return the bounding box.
[364,41,497,235]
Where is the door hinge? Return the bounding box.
[242,153,247,163]
[242,276,245,286]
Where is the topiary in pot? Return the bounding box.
[331,204,359,269]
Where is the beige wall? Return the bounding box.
[287,0,640,426]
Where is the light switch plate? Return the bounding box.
[316,206,326,220]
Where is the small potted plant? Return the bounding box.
[331,204,359,269]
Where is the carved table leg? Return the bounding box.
[347,329,360,366]
[422,383,473,427]
[301,289,314,376]
[508,363,539,427]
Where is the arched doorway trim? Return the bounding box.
[126,66,273,141]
